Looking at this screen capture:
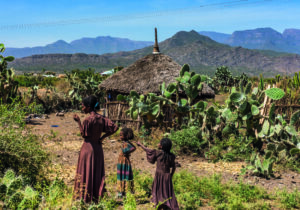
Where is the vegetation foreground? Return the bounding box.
[0,43,300,209]
[0,100,299,209]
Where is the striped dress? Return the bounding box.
[117,141,136,195]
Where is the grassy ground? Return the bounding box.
[20,112,299,209]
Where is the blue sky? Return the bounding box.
[0,0,299,47]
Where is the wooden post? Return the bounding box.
[117,103,121,124]
[259,85,271,124]
[137,115,141,131]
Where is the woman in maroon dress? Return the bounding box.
[73,95,118,203]
[135,138,179,210]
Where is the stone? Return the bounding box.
[56,112,64,117]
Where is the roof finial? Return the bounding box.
[153,27,160,54]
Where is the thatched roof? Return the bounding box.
[99,53,215,98]
[199,83,215,98]
[99,54,181,94]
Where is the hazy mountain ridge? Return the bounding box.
[199,27,300,54]
[10,30,300,76]
[4,36,153,58]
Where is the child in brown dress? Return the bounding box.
[135,138,179,210]
[117,127,136,198]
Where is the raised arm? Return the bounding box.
[74,114,85,138]
[134,141,157,164]
[134,141,148,152]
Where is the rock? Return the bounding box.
[56,112,64,117]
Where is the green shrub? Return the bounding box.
[173,170,273,209]
[170,126,205,154]
[0,170,40,209]
[123,192,136,210]
[278,189,300,209]
[46,178,68,207]
[0,101,49,184]
[205,135,253,162]
[15,75,59,87]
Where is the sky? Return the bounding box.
[0,0,299,48]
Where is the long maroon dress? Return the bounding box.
[146,148,179,210]
[73,113,118,203]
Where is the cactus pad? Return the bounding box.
[264,88,285,100]
[290,110,300,126]
[180,64,190,77]
[251,105,259,116]
[230,92,245,103]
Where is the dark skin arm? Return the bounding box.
[73,114,84,137]
[99,132,115,143]
[134,141,148,152]
[171,164,176,178]
[127,141,136,153]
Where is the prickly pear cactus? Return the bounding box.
[0,43,18,103]
[180,64,190,77]
[2,169,15,186]
[7,192,24,209]
[18,186,40,209]
[290,110,300,126]
[264,88,285,100]
[0,184,6,201]
[7,176,23,196]
[230,92,245,103]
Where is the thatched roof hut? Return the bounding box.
[99,54,181,95]
[99,53,215,98]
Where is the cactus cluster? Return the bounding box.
[212,66,248,93]
[0,169,40,209]
[0,43,19,103]
[118,64,299,177]
[225,80,300,176]
[118,64,211,130]
[247,153,275,178]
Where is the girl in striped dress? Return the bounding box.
[117,127,136,198]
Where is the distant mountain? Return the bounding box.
[283,28,300,44]
[199,27,300,54]
[198,31,231,43]
[10,30,300,77]
[4,36,153,58]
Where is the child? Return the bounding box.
[135,138,179,210]
[117,127,136,198]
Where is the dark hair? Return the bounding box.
[160,138,173,163]
[82,95,99,110]
[121,127,134,140]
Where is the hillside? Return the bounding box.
[9,30,300,76]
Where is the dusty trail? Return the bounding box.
[28,112,300,193]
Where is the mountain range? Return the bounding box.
[199,28,300,54]
[4,36,153,58]
[6,27,300,59]
[9,30,300,77]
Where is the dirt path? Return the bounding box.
[28,112,300,193]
